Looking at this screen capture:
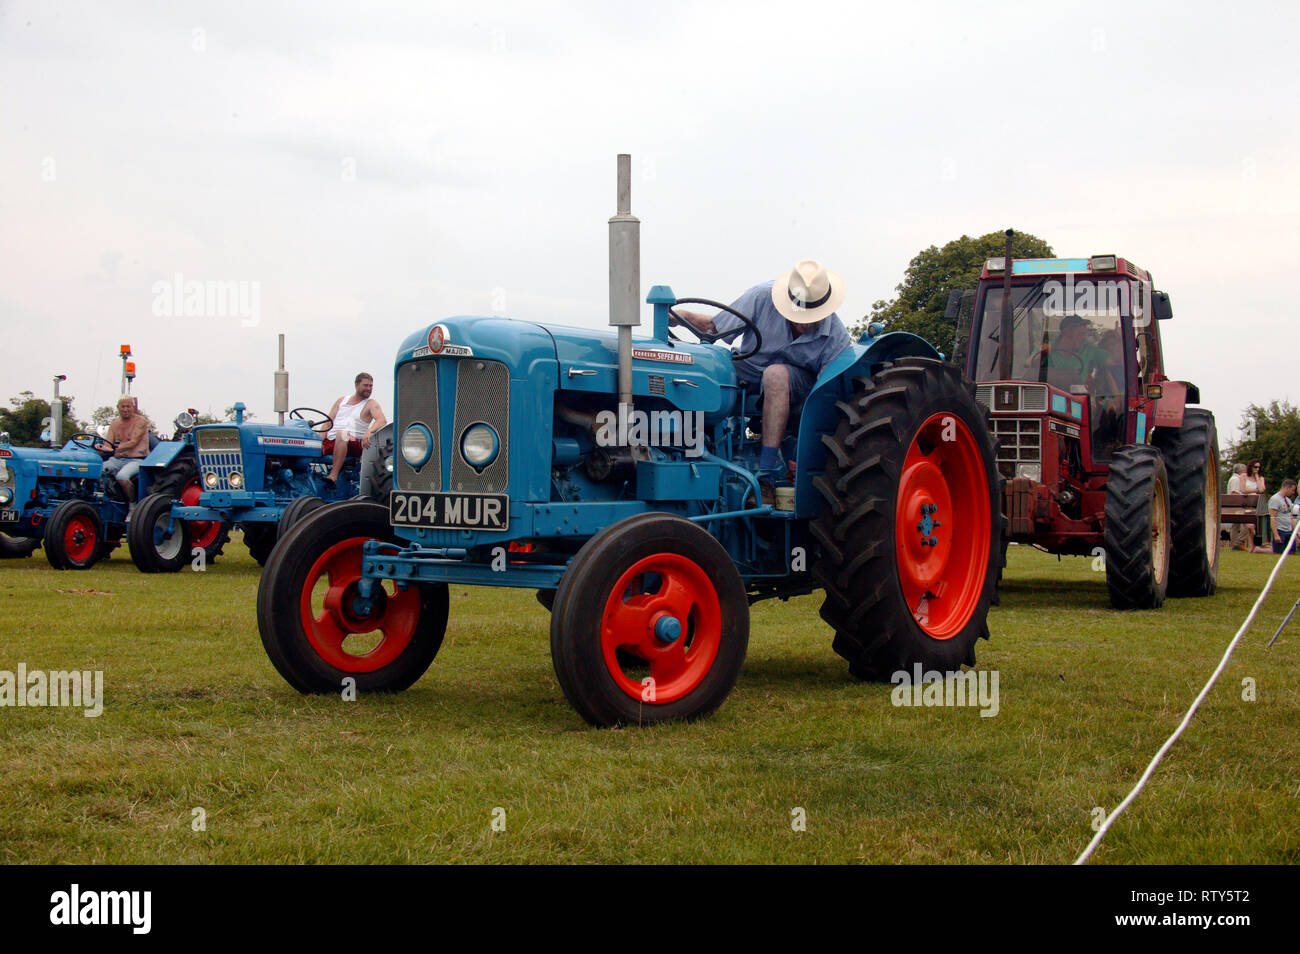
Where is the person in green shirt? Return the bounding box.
[1030,314,1106,389]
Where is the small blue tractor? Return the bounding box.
[129,403,393,572]
[0,411,225,570]
[258,156,1002,726]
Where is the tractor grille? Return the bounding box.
[195,428,244,491]
[976,384,1048,413]
[449,360,510,493]
[991,417,1040,479]
[396,360,442,492]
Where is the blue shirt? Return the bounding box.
[712,280,852,386]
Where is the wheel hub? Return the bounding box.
[652,614,683,644]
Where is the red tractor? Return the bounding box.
[954,241,1217,608]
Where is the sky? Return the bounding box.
[1,0,1296,452]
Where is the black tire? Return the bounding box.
[550,512,749,727]
[257,500,447,693]
[810,358,1001,680]
[44,500,105,571]
[0,532,40,558]
[278,496,325,541]
[148,452,231,563]
[243,523,277,566]
[1104,444,1171,609]
[127,492,191,573]
[358,423,394,501]
[1153,409,1219,597]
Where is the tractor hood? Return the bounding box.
[0,441,102,479]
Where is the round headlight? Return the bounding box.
[384,455,394,474]
[0,487,12,505]
[204,472,219,488]
[401,424,434,468]
[229,471,243,488]
[461,424,499,468]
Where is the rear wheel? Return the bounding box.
[1104,444,1171,609]
[811,358,1000,680]
[243,523,277,566]
[550,512,749,727]
[44,500,104,570]
[278,495,325,541]
[0,532,40,558]
[257,501,447,693]
[1153,409,1219,597]
[128,492,190,573]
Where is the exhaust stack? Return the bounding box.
[608,154,640,418]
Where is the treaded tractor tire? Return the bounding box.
[243,523,277,566]
[1153,409,1219,598]
[44,500,105,571]
[278,495,325,541]
[810,358,1001,680]
[1104,444,1171,609]
[128,492,191,573]
[550,512,749,727]
[257,500,447,693]
[150,452,230,562]
[0,533,40,558]
[150,447,198,498]
[358,423,394,501]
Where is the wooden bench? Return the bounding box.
[1220,493,1260,524]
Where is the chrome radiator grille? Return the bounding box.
[992,417,1040,478]
[449,360,509,493]
[195,428,243,491]
[396,360,441,492]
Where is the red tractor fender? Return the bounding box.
[1150,380,1201,430]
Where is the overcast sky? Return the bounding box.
[1,0,1296,452]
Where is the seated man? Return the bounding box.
[1031,314,1106,390]
[672,260,851,502]
[102,395,151,511]
[320,372,387,487]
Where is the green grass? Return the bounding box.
[0,538,1296,864]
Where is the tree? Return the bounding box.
[223,405,254,422]
[90,405,116,428]
[1223,401,1300,490]
[0,392,84,447]
[855,230,1055,350]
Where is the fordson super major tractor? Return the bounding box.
[954,234,1217,609]
[129,402,393,572]
[257,156,1003,727]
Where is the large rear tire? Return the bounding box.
[1104,444,1172,609]
[358,423,394,501]
[811,358,1000,680]
[44,500,104,571]
[128,492,191,573]
[257,501,447,693]
[278,495,326,541]
[1153,409,1219,597]
[243,523,277,566]
[0,532,40,558]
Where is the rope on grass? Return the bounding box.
[1073,519,1300,865]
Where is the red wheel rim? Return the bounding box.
[182,480,221,549]
[599,552,722,703]
[893,413,991,639]
[297,537,421,673]
[63,515,98,564]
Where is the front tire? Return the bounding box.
[278,495,325,541]
[128,492,191,573]
[1104,444,1172,609]
[257,501,447,693]
[0,532,40,558]
[1153,409,1219,597]
[44,500,104,570]
[550,512,749,727]
[811,358,1000,680]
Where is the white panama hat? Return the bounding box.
[771,260,847,325]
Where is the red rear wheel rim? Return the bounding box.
[893,412,991,638]
[182,480,220,549]
[298,537,420,673]
[599,552,722,703]
[63,516,97,563]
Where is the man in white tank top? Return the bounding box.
[321,372,388,485]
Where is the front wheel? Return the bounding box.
[128,492,190,573]
[550,512,750,727]
[0,532,40,558]
[257,501,447,693]
[278,495,325,541]
[1153,409,1219,597]
[44,500,105,571]
[1104,444,1171,609]
[811,358,1001,680]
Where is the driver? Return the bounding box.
[101,395,151,511]
[672,260,851,502]
[320,372,387,487]
[1034,314,1106,389]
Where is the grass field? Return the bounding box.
[1,537,1296,864]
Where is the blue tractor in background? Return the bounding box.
[128,403,393,572]
[257,156,1002,727]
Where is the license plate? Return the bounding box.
[390,491,508,532]
[0,510,17,523]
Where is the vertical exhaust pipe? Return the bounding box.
[608,154,640,425]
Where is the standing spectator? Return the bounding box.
[1268,479,1298,554]
[1227,463,1252,551]
[1245,459,1267,547]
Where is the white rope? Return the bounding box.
[1074,517,1300,865]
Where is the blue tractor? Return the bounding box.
[257,157,1002,726]
[128,403,393,572]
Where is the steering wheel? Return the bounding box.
[290,407,335,432]
[68,432,113,458]
[667,297,763,361]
